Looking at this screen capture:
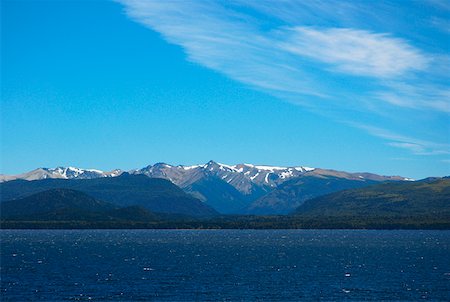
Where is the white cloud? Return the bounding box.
[351,123,450,156]
[117,0,448,157]
[117,0,430,101]
[388,142,426,154]
[117,0,326,99]
[279,27,428,77]
[373,81,450,113]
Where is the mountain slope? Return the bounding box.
[0,188,160,222]
[294,177,450,217]
[1,188,115,218]
[0,174,217,217]
[246,175,379,214]
[184,176,252,214]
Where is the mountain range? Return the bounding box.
[0,161,411,214]
[1,178,449,229]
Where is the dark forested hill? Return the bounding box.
[1,188,115,218]
[0,174,217,217]
[0,188,160,222]
[294,177,450,218]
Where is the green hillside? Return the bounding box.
[247,175,378,214]
[294,177,450,218]
[0,173,217,217]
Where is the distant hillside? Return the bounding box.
[294,177,450,218]
[0,174,217,217]
[246,176,379,214]
[1,188,115,218]
[0,188,159,222]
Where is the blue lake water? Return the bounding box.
[1,229,449,301]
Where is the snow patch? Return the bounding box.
[250,172,259,180]
[181,165,201,170]
[280,171,294,179]
[255,165,287,171]
[265,173,270,183]
[216,162,239,172]
[302,167,315,171]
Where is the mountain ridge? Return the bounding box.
[1,161,413,214]
[0,161,411,185]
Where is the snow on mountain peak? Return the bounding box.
[180,165,202,170]
[238,163,315,173]
[1,161,316,187]
[216,162,239,172]
[253,165,288,171]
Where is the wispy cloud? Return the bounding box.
[389,157,415,161]
[374,82,450,113]
[427,0,450,12]
[430,17,450,34]
[117,0,449,157]
[351,123,450,156]
[388,142,426,154]
[279,27,428,77]
[117,0,327,100]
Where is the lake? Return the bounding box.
[1,230,449,301]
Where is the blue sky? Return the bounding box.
[1,0,449,179]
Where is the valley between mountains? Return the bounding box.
[1,161,448,229]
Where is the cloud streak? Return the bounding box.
[279,27,428,77]
[374,84,450,113]
[351,123,450,156]
[117,0,449,157]
[117,0,328,100]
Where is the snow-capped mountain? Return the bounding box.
[0,161,412,214]
[131,160,409,193]
[131,160,316,195]
[0,167,122,182]
[1,161,409,189]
